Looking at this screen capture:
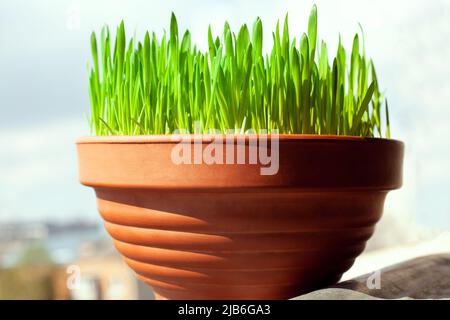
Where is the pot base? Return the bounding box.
[97,188,384,300]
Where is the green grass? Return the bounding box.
[88,5,390,137]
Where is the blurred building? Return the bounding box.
[55,242,154,300]
[0,220,154,300]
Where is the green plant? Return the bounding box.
[88,5,390,137]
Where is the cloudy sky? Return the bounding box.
[0,1,449,240]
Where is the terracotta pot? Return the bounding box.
[76,135,404,300]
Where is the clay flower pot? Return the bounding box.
[77,135,404,300]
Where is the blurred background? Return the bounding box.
[0,0,449,299]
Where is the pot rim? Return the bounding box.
[76,134,404,146]
[77,134,404,190]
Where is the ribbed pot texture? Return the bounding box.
[77,135,404,300]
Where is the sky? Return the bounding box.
[0,0,449,244]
